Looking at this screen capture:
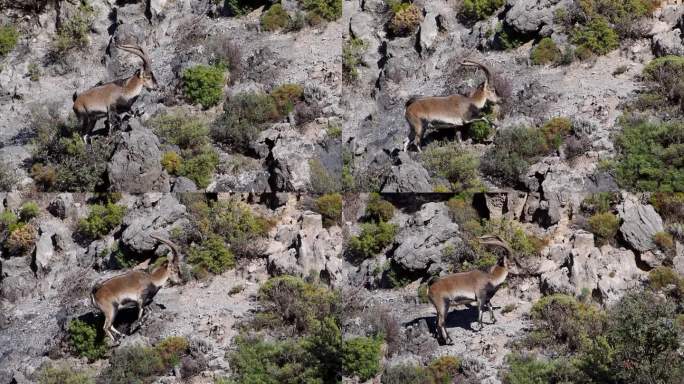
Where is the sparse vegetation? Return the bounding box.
[19,202,40,221]
[261,4,290,31]
[188,235,235,275]
[0,25,19,57]
[182,65,226,109]
[530,37,561,66]
[570,17,619,58]
[212,92,279,152]
[300,0,342,23]
[99,337,190,384]
[421,141,482,192]
[343,37,367,83]
[68,319,107,361]
[309,158,342,194]
[587,212,619,245]
[365,193,395,222]
[641,56,684,113]
[270,83,304,116]
[5,223,37,255]
[650,192,684,223]
[35,363,94,384]
[460,0,505,21]
[387,2,422,37]
[54,3,96,52]
[347,221,397,260]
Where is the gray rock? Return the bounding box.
[172,177,198,192]
[33,231,55,277]
[382,153,432,192]
[108,125,170,193]
[392,202,462,271]
[419,12,439,54]
[505,0,569,34]
[617,195,664,252]
[0,257,36,303]
[652,29,684,57]
[121,194,188,254]
[47,193,74,219]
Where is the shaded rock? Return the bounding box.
[0,257,36,303]
[108,125,170,193]
[382,153,432,192]
[617,196,664,252]
[392,202,462,271]
[652,29,684,57]
[172,176,198,192]
[47,193,74,219]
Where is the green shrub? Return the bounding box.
[77,202,126,240]
[258,275,340,333]
[530,294,606,351]
[149,114,210,152]
[577,0,659,39]
[530,37,561,65]
[309,158,342,194]
[587,212,619,245]
[365,193,395,222]
[348,221,397,260]
[68,319,107,361]
[466,119,492,142]
[182,65,225,108]
[381,364,432,384]
[481,126,549,185]
[212,92,278,151]
[570,17,619,58]
[261,4,290,31]
[421,142,481,192]
[341,337,383,381]
[224,0,269,16]
[19,202,40,221]
[270,83,303,116]
[650,192,684,223]
[315,193,343,227]
[35,364,93,384]
[648,266,682,291]
[6,224,37,255]
[54,3,96,52]
[28,62,41,81]
[446,195,479,226]
[327,123,342,138]
[178,148,219,188]
[0,25,19,57]
[478,219,546,258]
[461,0,505,21]
[161,151,182,175]
[540,117,572,150]
[155,336,189,367]
[504,353,577,384]
[299,0,342,22]
[343,37,367,83]
[581,192,616,214]
[388,3,422,36]
[100,344,165,384]
[613,119,684,192]
[188,235,235,275]
[642,55,684,110]
[427,356,461,384]
[654,231,675,251]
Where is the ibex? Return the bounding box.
[90,234,180,340]
[427,235,511,345]
[403,60,502,152]
[72,44,157,142]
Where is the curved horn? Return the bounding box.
[116,44,152,73]
[460,59,493,87]
[477,234,513,256]
[150,234,181,264]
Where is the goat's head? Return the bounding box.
[461,59,501,104]
[477,234,512,268]
[117,44,158,90]
[151,234,182,284]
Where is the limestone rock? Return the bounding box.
[617,195,664,252]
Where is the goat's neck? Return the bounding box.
[123,75,144,98]
[489,265,508,287]
[468,86,488,109]
[149,263,170,287]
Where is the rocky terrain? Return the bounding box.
[0,0,683,383]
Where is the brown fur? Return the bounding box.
[427,236,511,344]
[72,44,157,141]
[90,235,179,340]
[403,60,501,152]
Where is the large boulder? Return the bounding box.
[617,195,664,252]
[108,123,170,193]
[652,29,684,57]
[392,202,462,272]
[382,152,433,193]
[120,194,188,254]
[505,0,570,34]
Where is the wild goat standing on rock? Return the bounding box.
[72,43,157,142]
[428,235,511,345]
[403,59,503,152]
[90,235,180,341]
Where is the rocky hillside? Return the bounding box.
[1,0,683,383]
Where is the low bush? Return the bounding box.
[577,0,659,39]
[341,337,383,381]
[77,202,126,240]
[0,160,17,191]
[155,336,189,367]
[540,117,572,150]
[654,231,675,251]
[580,192,616,214]
[224,0,270,16]
[261,4,290,31]
[648,266,682,292]
[570,17,619,58]
[212,92,279,152]
[309,158,342,194]
[365,193,395,222]
[0,25,19,57]
[161,151,182,174]
[68,319,107,361]
[270,83,304,116]
[149,114,210,152]
[642,56,684,111]
[382,364,431,384]
[612,119,684,192]
[299,0,342,23]
[343,37,367,83]
[178,148,219,188]
[421,142,481,192]
[587,212,619,245]
[54,3,96,52]
[427,356,461,384]
[481,126,550,186]
[19,202,40,221]
[315,193,343,227]
[466,119,493,142]
[6,224,37,255]
[446,195,479,226]
[530,37,561,65]
[348,221,397,260]
[182,65,225,109]
[651,192,684,223]
[99,344,165,384]
[35,363,93,384]
[187,235,235,275]
[387,2,421,37]
[504,353,577,384]
[460,0,505,21]
[258,275,340,333]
